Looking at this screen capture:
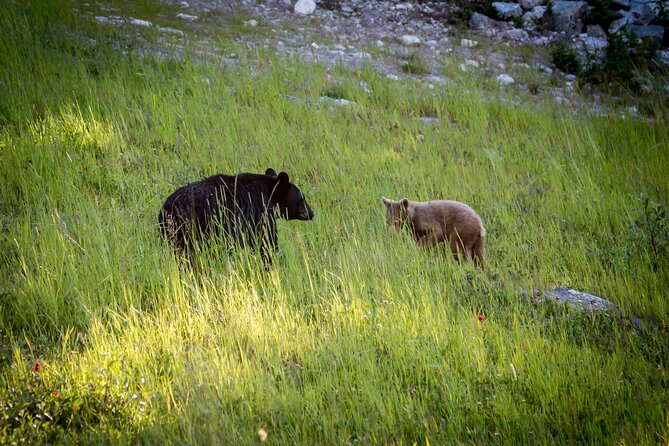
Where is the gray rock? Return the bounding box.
[540,286,618,312]
[613,0,631,8]
[523,5,546,24]
[420,116,440,126]
[539,64,554,74]
[496,73,515,85]
[493,2,523,18]
[629,1,656,25]
[587,24,607,38]
[628,24,665,43]
[341,5,354,13]
[658,49,669,65]
[319,96,354,107]
[565,73,577,81]
[548,1,588,34]
[158,26,185,36]
[460,38,479,47]
[580,35,608,61]
[609,12,630,33]
[502,28,530,40]
[399,35,422,45]
[520,0,545,9]
[129,18,152,27]
[294,0,316,15]
[95,16,123,25]
[470,12,496,30]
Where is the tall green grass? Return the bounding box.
[1,1,668,443]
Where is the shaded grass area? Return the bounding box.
[1,1,668,443]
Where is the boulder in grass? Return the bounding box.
[493,2,523,18]
[548,1,588,34]
[294,0,316,16]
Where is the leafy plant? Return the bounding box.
[400,51,430,75]
[550,41,582,75]
[628,194,669,272]
[586,0,621,30]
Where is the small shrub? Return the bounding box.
[401,52,430,75]
[511,15,524,29]
[550,42,581,75]
[454,0,500,24]
[586,0,621,30]
[585,33,650,89]
[628,194,669,272]
[321,83,348,100]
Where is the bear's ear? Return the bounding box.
[277,172,289,183]
[401,198,409,209]
[381,197,392,207]
[275,172,290,195]
[265,168,277,178]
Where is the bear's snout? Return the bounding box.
[299,206,315,221]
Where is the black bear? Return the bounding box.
[159,168,315,261]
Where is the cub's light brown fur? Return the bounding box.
[382,197,486,267]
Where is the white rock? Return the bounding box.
[294,0,316,16]
[386,74,400,80]
[319,96,353,107]
[158,26,185,36]
[496,73,515,85]
[375,39,385,47]
[539,64,554,74]
[176,13,198,20]
[351,51,372,59]
[399,35,422,45]
[129,18,152,27]
[460,38,478,47]
[243,19,258,27]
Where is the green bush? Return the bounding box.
[550,42,581,75]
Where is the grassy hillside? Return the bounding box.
[1,2,668,444]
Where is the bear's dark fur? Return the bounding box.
[159,168,314,261]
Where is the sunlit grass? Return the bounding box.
[1,1,668,444]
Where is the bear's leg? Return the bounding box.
[417,234,439,248]
[472,235,485,269]
[448,233,466,262]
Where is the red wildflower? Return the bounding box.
[73,404,79,413]
[32,360,42,372]
[51,390,60,398]
[477,314,485,322]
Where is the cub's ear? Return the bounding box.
[381,197,392,207]
[277,172,289,183]
[401,198,409,209]
[265,168,277,177]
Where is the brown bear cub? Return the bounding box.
[382,197,486,267]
